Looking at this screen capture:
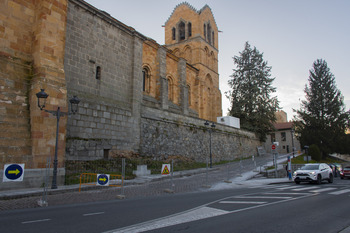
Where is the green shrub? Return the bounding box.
[309,144,321,161]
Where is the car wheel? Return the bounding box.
[295,181,300,184]
[317,175,322,185]
[328,174,333,183]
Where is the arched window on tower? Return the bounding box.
[142,68,150,93]
[172,27,176,40]
[167,77,174,102]
[187,84,191,106]
[184,46,192,64]
[212,31,215,46]
[188,22,192,37]
[204,47,209,65]
[207,24,211,44]
[204,24,206,40]
[210,51,215,70]
[179,22,185,41]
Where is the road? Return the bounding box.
[1,179,350,233]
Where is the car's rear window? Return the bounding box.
[344,167,350,171]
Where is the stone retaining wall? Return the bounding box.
[141,106,260,162]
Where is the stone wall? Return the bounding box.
[0,54,32,168]
[141,106,260,162]
[0,0,69,169]
[0,0,69,190]
[64,0,144,160]
[65,98,138,160]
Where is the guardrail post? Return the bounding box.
[170,159,174,191]
[117,158,126,199]
[38,157,50,207]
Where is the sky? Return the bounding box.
[84,0,350,121]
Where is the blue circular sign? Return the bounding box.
[97,174,109,186]
[5,164,24,180]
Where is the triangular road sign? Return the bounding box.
[161,164,171,175]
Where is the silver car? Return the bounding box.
[293,163,333,184]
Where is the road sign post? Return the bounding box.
[272,144,278,178]
[287,156,292,180]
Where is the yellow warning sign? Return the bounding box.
[161,164,171,175]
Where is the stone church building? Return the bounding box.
[0,0,259,189]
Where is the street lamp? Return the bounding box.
[291,128,295,158]
[36,89,80,189]
[204,120,216,168]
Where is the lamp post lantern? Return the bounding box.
[204,120,216,168]
[36,89,80,189]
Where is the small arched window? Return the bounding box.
[142,68,150,93]
[184,46,192,63]
[96,66,101,80]
[212,31,215,45]
[179,22,185,41]
[187,84,191,106]
[207,24,211,44]
[203,24,206,40]
[188,22,192,37]
[172,27,176,40]
[167,77,174,101]
[210,51,215,69]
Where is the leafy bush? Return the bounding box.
[309,144,321,161]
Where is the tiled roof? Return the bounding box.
[274,122,294,130]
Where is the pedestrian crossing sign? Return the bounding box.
[161,164,171,175]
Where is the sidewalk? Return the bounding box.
[0,153,293,211]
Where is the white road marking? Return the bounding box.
[253,184,291,189]
[292,186,320,191]
[310,187,337,193]
[276,186,298,190]
[22,219,51,224]
[219,201,267,204]
[83,212,105,216]
[265,192,311,195]
[103,191,314,233]
[329,189,350,195]
[235,196,292,199]
[104,207,229,233]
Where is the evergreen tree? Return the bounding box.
[226,42,279,141]
[294,59,350,156]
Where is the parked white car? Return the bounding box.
[293,163,333,184]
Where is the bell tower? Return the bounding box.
[164,3,222,121]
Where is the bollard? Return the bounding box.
[238,159,242,177]
[202,157,211,188]
[224,163,232,183]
